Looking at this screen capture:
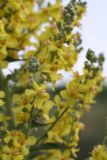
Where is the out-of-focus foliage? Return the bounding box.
[0,0,105,160]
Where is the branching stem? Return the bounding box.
[27,105,34,137]
[36,105,70,145]
[0,70,15,128]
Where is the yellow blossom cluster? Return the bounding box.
[0,0,105,160]
[13,81,54,124]
[89,145,107,160]
[0,0,62,68]
[34,62,104,160]
[0,130,36,160]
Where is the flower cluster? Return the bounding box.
[89,145,107,160]
[0,0,105,160]
[0,130,36,160]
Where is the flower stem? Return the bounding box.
[0,70,15,128]
[27,105,34,137]
[36,106,70,145]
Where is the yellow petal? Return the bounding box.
[25,136,36,146]
[2,145,11,154]
[0,91,5,98]
[21,146,29,156]
[4,135,12,144]
[0,99,5,107]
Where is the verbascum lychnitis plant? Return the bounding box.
[0,0,105,160]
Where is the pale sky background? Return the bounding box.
[77,0,107,77]
[4,0,107,81]
[62,0,107,77]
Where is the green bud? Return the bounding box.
[94,66,100,72]
[63,1,75,25]
[98,53,105,66]
[64,25,72,34]
[86,49,97,63]
[53,33,65,41]
[42,74,47,81]
[28,56,40,73]
[84,61,90,70]
[78,1,87,7]
[56,21,62,32]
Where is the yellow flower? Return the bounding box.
[0,130,36,160]
[54,94,65,110]
[0,91,5,98]
[13,93,33,112]
[33,82,54,120]
[0,113,10,124]
[35,149,74,160]
[15,111,30,124]
[90,145,107,160]
[0,91,5,107]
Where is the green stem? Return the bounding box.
[27,105,34,137]
[36,106,70,145]
[0,70,15,128]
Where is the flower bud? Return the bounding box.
[28,56,40,73]
[86,49,97,63]
[98,53,105,67]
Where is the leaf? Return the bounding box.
[29,142,69,158]
[32,119,53,127]
[36,142,69,150]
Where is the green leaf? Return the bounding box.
[29,142,69,158]
[31,119,53,127]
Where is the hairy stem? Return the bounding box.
[27,105,34,137]
[0,70,15,128]
[36,105,70,145]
